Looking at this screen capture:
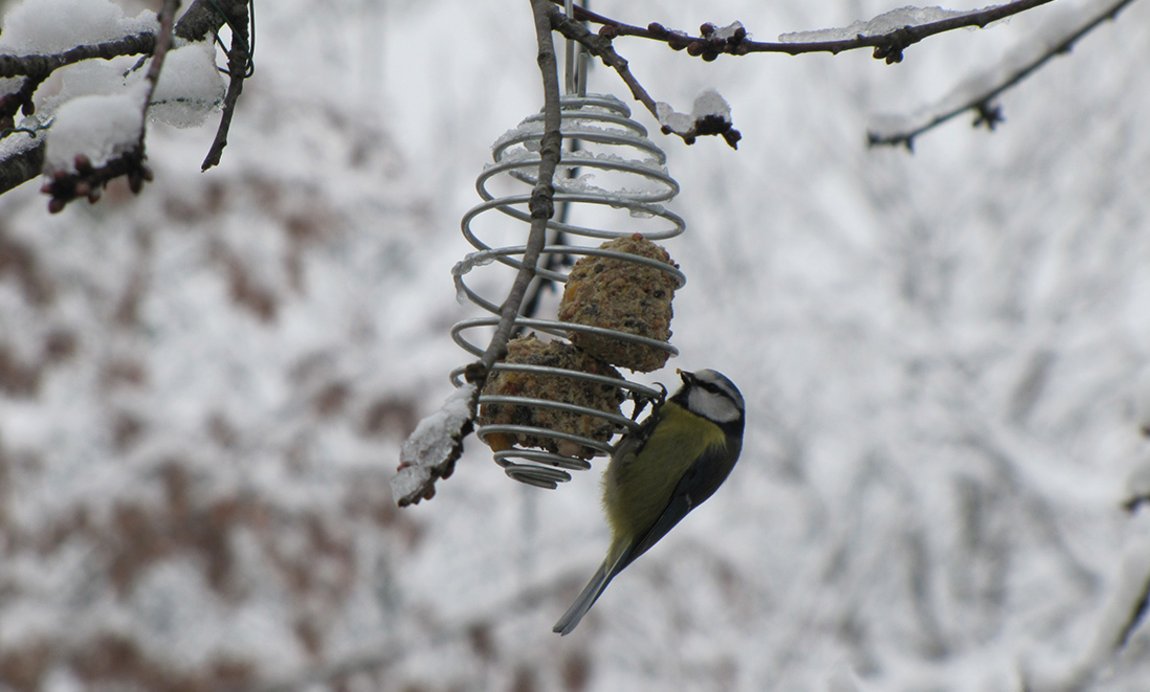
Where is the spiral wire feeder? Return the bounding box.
[451,6,686,489]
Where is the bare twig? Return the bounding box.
[141,0,180,99]
[176,0,248,42]
[473,0,563,379]
[0,32,157,79]
[548,8,658,121]
[201,0,254,171]
[868,0,1138,149]
[1115,575,1150,650]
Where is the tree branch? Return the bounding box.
[0,0,246,197]
[0,135,44,193]
[174,0,249,42]
[547,8,657,131]
[867,0,1138,149]
[549,8,740,148]
[0,32,156,79]
[554,0,1058,62]
[39,0,181,212]
[474,0,563,379]
[0,32,157,128]
[201,0,253,171]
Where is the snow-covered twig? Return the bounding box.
[549,8,741,148]
[38,0,181,212]
[0,0,247,198]
[391,384,477,507]
[868,0,1139,149]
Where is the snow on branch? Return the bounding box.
[549,7,741,149]
[0,0,252,204]
[868,0,1139,149]
[38,0,181,212]
[778,6,972,44]
[655,89,740,148]
[40,90,153,211]
[392,384,477,507]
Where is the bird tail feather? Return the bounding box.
[552,556,621,635]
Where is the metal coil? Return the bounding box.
[451,93,685,489]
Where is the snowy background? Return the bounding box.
[2,0,1149,690]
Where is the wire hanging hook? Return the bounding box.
[563,0,589,97]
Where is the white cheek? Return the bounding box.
[688,389,742,424]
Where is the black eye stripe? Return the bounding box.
[697,380,734,400]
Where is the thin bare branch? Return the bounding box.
[0,32,156,79]
[201,0,254,171]
[175,0,249,42]
[474,0,563,379]
[548,9,658,126]
[142,0,180,95]
[868,0,1138,148]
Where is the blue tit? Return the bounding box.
[553,368,745,635]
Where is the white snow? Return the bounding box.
[148,41,226,128]
[655,101,693,136]
[0,76,22,98]
[656,89,731,136]
[392,383,476,503]
[1128,453,1150,504]
[710,21,746,41]
[779,5,974,43]
[44,87,145,171]
[691,89,732,122]
[33,58,136,119]
[0,0,157,55]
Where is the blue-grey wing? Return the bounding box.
[616,437,741,572]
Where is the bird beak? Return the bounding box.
[677,369,694,384]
